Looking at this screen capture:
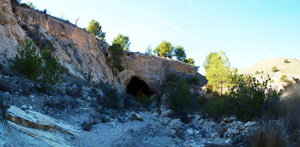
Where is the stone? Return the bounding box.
[232,129,239,135]
[244,121,257,128]
[223,117,229,122]
[229,116,236,121]
[28,106,33,110]
[170,129,176,136]
[198,119,204,124]
[132,112,143,121]
[210,132,219,138]
[225,138,232,144]
[5,106,80,136]
[187,129,194,135]
[169,119,182,130]
[21,105,28,110]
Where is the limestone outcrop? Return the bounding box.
[0,0,25,65]
[5,105,80,146]
[0,0,206,95]
[119,52,206,94]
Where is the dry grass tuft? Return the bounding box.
[250,84,300,147]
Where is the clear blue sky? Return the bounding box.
[23,0,300,75]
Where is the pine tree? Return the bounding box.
[112,34,130,51]
[154,40,173,58]
[174,45,186,61]
[87,19,106,41]
[205,50,231,95]
[107,43,124,75]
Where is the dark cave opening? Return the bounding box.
[126,77,153,97]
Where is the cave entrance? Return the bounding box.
[126,77,153,97]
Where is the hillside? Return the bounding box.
[238,58,300,75]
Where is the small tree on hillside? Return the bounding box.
[87,19,106,41]
[145,45,152,55]
[183,58,199,71]
[11,37,63,91]
[39,45,63,91]
[154,40,173,58]
[10,37,43,80]
[174,45,186,61]
[107,43,124,75]
[112,34,130,51]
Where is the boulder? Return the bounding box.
[169,119,183,130]
[244,121,257,128]
[132,112,143,121]
[5,106,80,135]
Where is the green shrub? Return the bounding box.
[284,59,289,63]
[133,94,153,109]
[279,74,288,83]
[164,74,194,122]
[0,63,3,71]
[98,85,121,109]
[39,45,63,91]
[187,75,201,85]
[272,66,279,72]
[10,37,63,92]
[122,94,137,109]
[254,71,259,75]
[107,43,124,75]
[203,95,235,119]
[10,37,43,80]
[204,74,282,120]
[0,80,15,93]
[270,79,275,83]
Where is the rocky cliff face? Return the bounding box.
[119,52,206,94]
[0,0,25,65]
[0,0,206,95]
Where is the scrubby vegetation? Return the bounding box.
[133,94,153,109]
[279,74,288,83]
[163,73,195,122]
[86,19,106,41]
[272,66,279,72]
[284,59,289,63]
[187,75,201,85]
[10,37,63,92]
[107,43,124,75]
[248,87,300,147]
[204,74,281,120]
[112,34,130,51]
[10,37,43,80]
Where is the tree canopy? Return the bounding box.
[87,19,106,41]
[203,52,218,73]
[107,43,124,75]
[183,58,199,71]
[112,34,130,51]
[153,40,173,58]
[205,50,231,94]
[145,45,152,55]
[174,45,186,61]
